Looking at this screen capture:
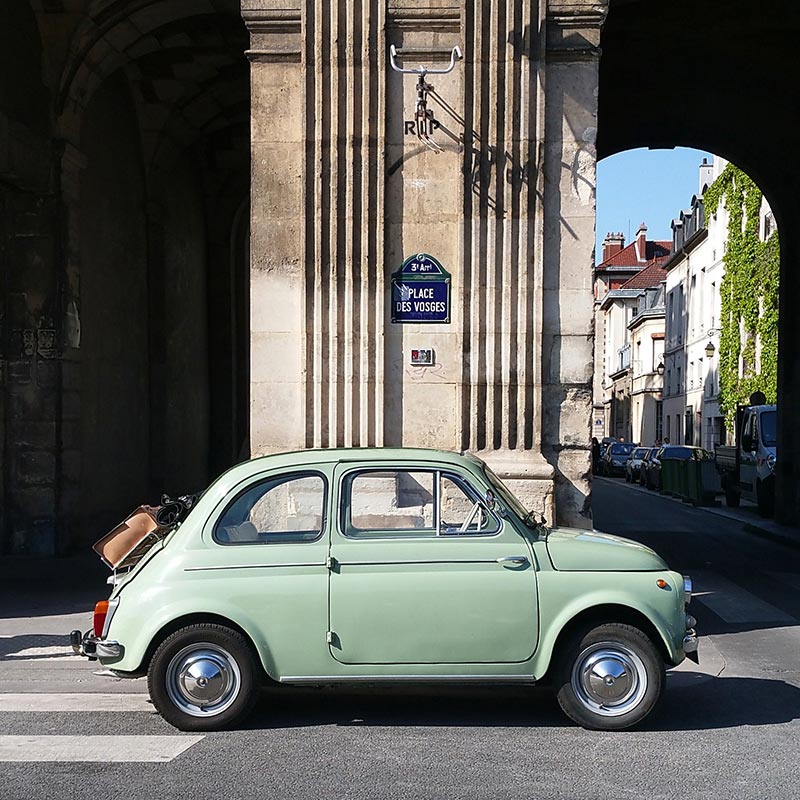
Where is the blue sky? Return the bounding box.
[596,147,714,262]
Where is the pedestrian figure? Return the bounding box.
[591,437,601,475]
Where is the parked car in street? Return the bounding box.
[599,436,616,461]
[626,448,651,483]
[71,448,697,733]
[639,448,659,487]
[644,445,711,491]
[715,401,777,517]
[602,442,637,477]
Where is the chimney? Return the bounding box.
[635,222,648,263]
[602,232,625,262]
[698,157,713,196]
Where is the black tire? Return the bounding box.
[554,622,665,731]
[757,479,774,518]
[148,623,259,731]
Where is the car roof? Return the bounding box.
[213,447,487,485]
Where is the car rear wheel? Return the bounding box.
[554,622,665,731]
[148,623,259,731]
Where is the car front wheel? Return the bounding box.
[554,622,665,731]
[148,623,259,731]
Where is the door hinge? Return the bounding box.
[326,555,337,570]
[326,630,335,644]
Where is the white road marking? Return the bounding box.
[0,693,151,713]
[0,735,203,763]
[693,570,795,624]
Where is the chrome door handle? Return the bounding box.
[496,556,528,566]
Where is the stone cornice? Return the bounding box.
[546,1,607,61]
[241,2,301,62]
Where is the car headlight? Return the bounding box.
[612,459,622,466]
[767,453,776,471]
[683,575,692,606]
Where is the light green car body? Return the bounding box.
[98,448,691,684]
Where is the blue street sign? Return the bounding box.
[391,253,451,324]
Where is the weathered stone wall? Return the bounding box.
[244,0,603,526]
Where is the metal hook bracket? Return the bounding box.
[389,44,463,152]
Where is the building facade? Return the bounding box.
[0,1,608,555]
[662,157,776,450]
[593,226,670,443]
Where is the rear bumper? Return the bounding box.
[70,629,123,660]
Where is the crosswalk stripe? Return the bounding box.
[692,570,795,624]
[0,735,203,763]
[0,693,151,713]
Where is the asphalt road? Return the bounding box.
[1,479,799,800]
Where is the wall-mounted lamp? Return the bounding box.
[704,340,716,359]
[656,362,665,377]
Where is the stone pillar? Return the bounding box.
[243,0,605,528]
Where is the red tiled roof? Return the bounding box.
[596,239,672,270]
[619,257,668,289]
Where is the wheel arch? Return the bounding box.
[127,613,275,682]
[537,603,672,684]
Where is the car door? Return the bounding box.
[327,462,539,665]
[740,412,757,493]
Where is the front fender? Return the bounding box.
[530,572,685,679]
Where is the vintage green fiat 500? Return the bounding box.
[72,448,697,732]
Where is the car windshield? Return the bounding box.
[483,465,539,529]
[610,443,636,455]
[632,448,646,458]
[760,410,777,447]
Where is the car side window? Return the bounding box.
[214,473,326,544]
[343,469,499,538]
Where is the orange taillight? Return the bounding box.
[93,600,109,637]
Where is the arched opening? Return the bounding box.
[60,0,251,540]
[0,0,251,554]
[598,0,799,527]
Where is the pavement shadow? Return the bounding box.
[0,633,75,661]
[242,675,800,732]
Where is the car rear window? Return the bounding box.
[661,447,693,460]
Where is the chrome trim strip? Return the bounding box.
[335,559,500,567]
[184,562,325,572]
[278,674,536,684]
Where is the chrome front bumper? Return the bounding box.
[683,628,699,663]
[70,629,123,660]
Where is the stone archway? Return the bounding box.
[0,0,251,553]
[598,0,800,525]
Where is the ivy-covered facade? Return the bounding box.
[662,158,778,449]
[704,165,780,431]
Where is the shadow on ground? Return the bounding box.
[240,674,800,732]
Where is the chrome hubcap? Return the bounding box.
[166,644,241,717]
[571,643,647,717]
